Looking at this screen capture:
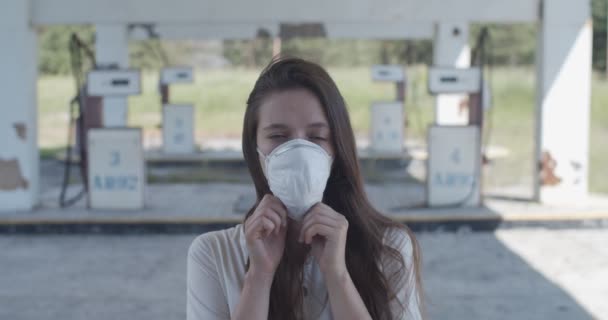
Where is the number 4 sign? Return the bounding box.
[427,126,481,207]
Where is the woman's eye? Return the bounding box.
[311,136,327,141]
[269,135,286,139]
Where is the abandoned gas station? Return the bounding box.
[0,0,601,226]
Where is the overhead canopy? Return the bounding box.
[32,0,539,39]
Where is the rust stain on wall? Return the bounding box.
[0,158,29,190]
[13,123,27,140]
[459,96,470,115]
[539,151,562,186]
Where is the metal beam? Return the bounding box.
[127,22,434,40]
[32,0,539,26]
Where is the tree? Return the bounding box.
[592,0,607,72]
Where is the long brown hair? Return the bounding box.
[242,56,423,319]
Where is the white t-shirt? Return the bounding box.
[187,224,422,320]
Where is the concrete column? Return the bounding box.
[95,24,129,127]
[0,0,39,212]
[535,0,592,203]
[433,22,471,125]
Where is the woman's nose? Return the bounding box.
[294,130,315,141]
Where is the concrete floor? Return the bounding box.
[3,157,606,319]
[4,159,607,229]
[1,228,607,320]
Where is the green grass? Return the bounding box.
[590,73,608,193]
[480,67,536,190]
[38,66,608,194]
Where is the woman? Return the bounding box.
[187,57,423,320]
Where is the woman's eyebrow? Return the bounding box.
[307,122,328,129]
[262,123,289,131]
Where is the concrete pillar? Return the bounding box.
[0,0,39,212]
[535,0,592,203]
[433,22,471,125]
[95,24,129,127]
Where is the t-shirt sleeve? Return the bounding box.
[383,228,423,320]
[187,234,231,320]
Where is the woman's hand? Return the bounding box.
[298,204,373,320]
[298,203,349,279]
[244,194,288,277]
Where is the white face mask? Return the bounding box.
[258,139,333,221]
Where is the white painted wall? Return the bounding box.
[536,0,592,203]
[0,0,39,212]
[433,22,471,125]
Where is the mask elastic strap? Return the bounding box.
[256,148,269,179]
[256,148,266,159]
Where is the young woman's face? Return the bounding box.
[256,88,334,162]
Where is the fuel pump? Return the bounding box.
[369,65,407,154]
[426,27,492,208]
[59,33,143,209]
[159,67,196,154]
[85,68,143,210]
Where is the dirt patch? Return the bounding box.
[13,123,26,140]
[0,158,29,190]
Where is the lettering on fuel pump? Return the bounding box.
[173,118,184,144]
[92,150,139,191]
[432,172,474,187]
[432,147,474,187]
[92,175,139,191]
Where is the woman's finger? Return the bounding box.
[260,216,276,237]
[252,195,287,227]
[263,208,283,235]
[266,195,288,226]
[302,224,334,244]
[299,214,339,242]
[306,203,340,221]
[244,214,259,234]
[244,215,265,239]
[253,194,275,215]
[245,215,276,240]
